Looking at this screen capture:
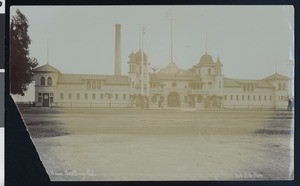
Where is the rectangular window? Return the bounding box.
[224,95,227,100]
[68,93,72,99]
[60,93,63,99]
[242,95,244,100]
[259,96,261,100]
[123,94,126,99]
[230,95,233,100]
[270,96,272,101]
[115,94,118,99]
[76,93,80,99]
[92,93,96,99]
[236,95,238,100]
[264,96,267,101]
[85,93,88,99]
[184,96,188,102]
[100,94,104,99]
[253,95,255,100]
[248,95,250,100]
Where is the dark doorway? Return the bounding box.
[167,92,180,107]
[42,93,49,107]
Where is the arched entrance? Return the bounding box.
[167,92,180,107]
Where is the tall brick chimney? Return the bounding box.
[114,24,121,75]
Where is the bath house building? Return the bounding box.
[33,24,290,109]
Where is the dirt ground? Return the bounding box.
[19,108,294,181]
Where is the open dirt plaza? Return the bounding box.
[19,108,294,181]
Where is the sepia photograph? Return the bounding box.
[10,5,294,181]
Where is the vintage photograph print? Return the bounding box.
[10,5,294,181]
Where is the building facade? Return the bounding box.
[33,50,290,109]
[33,24,290,109]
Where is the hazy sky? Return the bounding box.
[10,5,294,79]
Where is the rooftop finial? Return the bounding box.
[47,40,49,65]
[276,57,278,73]
[205,32,207,54]
[139,24,141,50]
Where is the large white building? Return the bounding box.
[33,24,290,109]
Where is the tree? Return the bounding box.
[10,9,38,95]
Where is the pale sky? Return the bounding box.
[10,5,294,79]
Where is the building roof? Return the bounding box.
[57,74,83,84]
[256,81,274,88]
[104,75,129,85]
[263,73,290,81]
[57,74,129,85]
[223,77,240,87]
[234,79,274,88]
[34,64,60,73]
[158,61,183,75]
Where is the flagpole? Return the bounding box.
[141,25,144,97]
[146,56,149,97]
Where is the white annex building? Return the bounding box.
[33,24,290,109]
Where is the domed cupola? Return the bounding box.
[129,51,135,57]
[198,52,215,66]
[135,50,148,62]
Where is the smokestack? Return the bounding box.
[115,24,121,75]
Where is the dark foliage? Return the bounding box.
[10,9,38,95]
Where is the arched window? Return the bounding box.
[97,81,101,89]
[208,68,211,75]
[47,77,52,86]
[92,81,96,89]
[41,77,45,85]
[87,81,91,89]
[151,96,157,102]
